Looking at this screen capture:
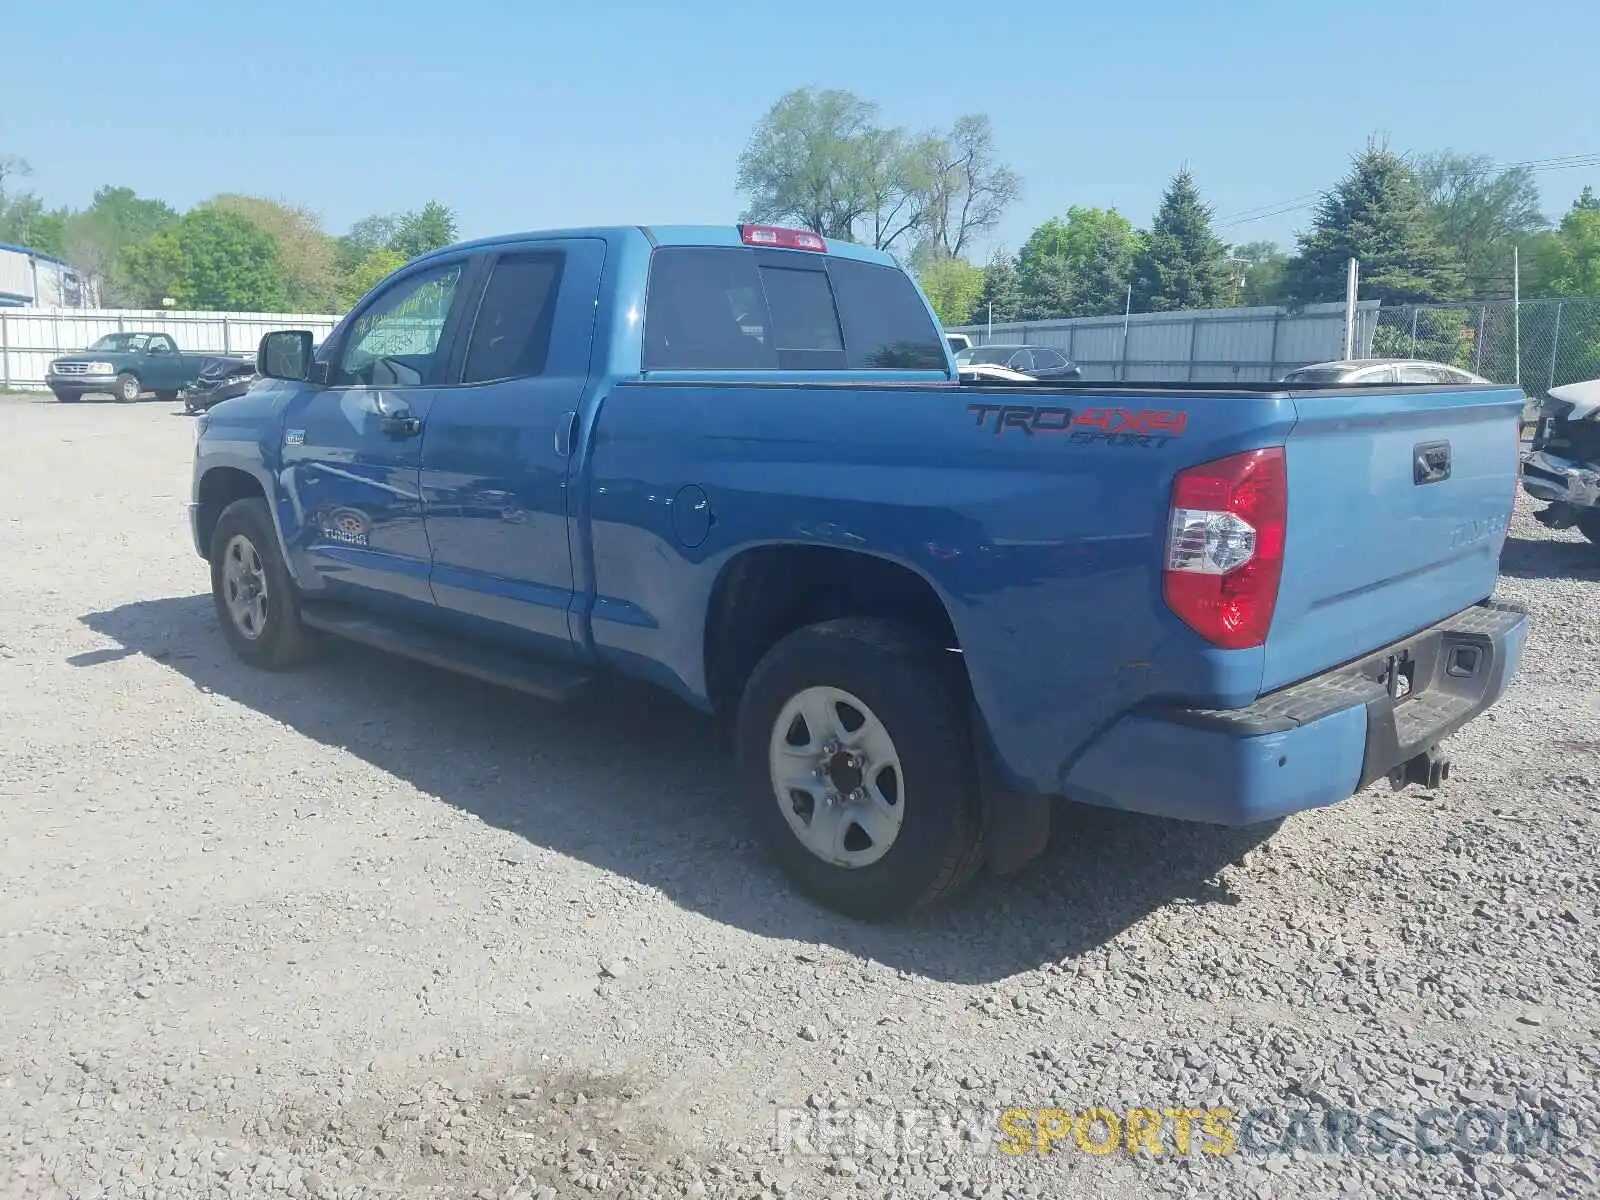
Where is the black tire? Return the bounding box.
[52,390,79,403]
[209,497,316,669]
[114,372,141,403]
[735,617,983,920]
[156,389,180,405]
[1577,511,1600,546]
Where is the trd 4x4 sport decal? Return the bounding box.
[967,402,1189,447]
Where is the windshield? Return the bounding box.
[959,347,1018,365]
[87,333,151,353]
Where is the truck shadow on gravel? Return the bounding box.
[81,595,1271,984]
[1499,534,1600,580]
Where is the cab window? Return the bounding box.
[333,260,465,387]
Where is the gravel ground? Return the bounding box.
[0,395,1596,1200]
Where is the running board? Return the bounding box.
[299,604,593,702]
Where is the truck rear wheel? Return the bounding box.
[114,373,141,403]
[735,617,983,920]
[209,497,316,670]
[156,390,180,405]
[1577,511,1600,546]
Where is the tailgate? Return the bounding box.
[1262,384,1523,693]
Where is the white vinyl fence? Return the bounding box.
[0,307,342,390]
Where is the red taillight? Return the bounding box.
[739,224,827,252]
[1163,447,1287,650]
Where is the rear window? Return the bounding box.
[1281,367,1346,384]
[642,247,945,372]
[964,347,1016,365]
[461,251,566,383]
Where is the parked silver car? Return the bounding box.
[1280,358,1490,385]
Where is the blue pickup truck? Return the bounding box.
[188,223,1529,919]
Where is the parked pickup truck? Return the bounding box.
[187,223,1529,919]
[48,332,250,404]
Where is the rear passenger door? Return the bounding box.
[419,238,607,656]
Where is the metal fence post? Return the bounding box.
[1472,306,1486,374]
[0,311,9,391]
[222,315,232,354]
[1186,318,1198,382]
[1410,307,1418,357]
[1267,310,1280,379]
[1549,301,1565,391]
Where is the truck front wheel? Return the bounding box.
[209,497,316,669]
[114,373,141,403]
[735,617,983,920]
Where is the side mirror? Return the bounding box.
[258,330,314,381]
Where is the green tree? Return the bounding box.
[917,257,984,326]
[1524,199,1600,298]
[336,213,401,274]
[857,126,941,253]
[737,88,884,241]
[336,247,406,310]
[391,201,459,259]
[1234,240,1291,306]
[0,193,71,255]
[1015,207,1140,318]
[63,186,180,305]
[0,156,72,256]
[1130,168,1231,312]
[1571,185,1599,213]
[1285,140,1464,305]
[209,194,338,311]
[120,209,287,311]
[919,115,1021,259]
[736,89,1017,255]
[1062,207,1139,315]
[971,252,1023,325]
[1018,254,1075,320]
[1415,150,1547,296]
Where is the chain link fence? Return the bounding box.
[1370,296,1600,399]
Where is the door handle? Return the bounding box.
[554,410,578,457]
[379,414,423,438]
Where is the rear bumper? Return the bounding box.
[1062,600,1528,825]
[1522,449,1600,507]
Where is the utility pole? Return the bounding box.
[1513,245,1521,386]
[1342,258,1360,359]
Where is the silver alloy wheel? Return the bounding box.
[119,375,139,402]
[768,685,906,869]
[221,533,269,640]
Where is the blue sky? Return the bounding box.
[4,0,1597,258]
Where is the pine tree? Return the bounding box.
[1285,140,1464,305]
[1129,169,1231,312]
[1017,254,1075,321]
[970,252,1023,324]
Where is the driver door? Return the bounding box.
[144,334,183,390]
[279,256,473,610]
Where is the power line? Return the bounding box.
[1213,151,1600,232]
